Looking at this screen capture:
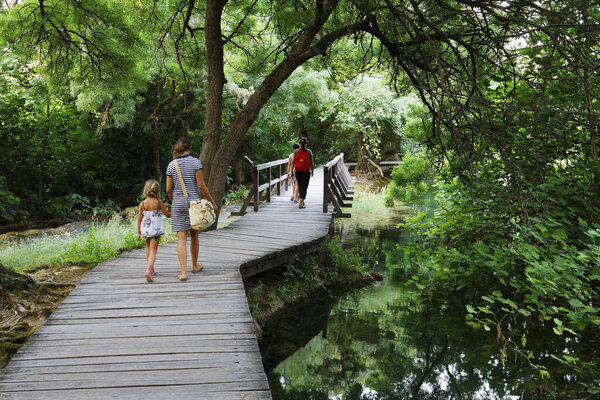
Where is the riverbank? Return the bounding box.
[245,238,383,329]
[0,263,92,368]
[244,238,383,372]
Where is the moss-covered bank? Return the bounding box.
[244,238,382,336]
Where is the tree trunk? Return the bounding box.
[356,131,371,172]
[199,0,227,182]
[232,144,246,184]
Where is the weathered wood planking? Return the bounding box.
[0,167,336,399]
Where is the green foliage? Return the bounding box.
[238,68,337,165]
[325,77,405,157]
[385,153,430,205]
[0,0,146,88]
[283,255,316,282]
[322,77,417,164]
[321,239,362,276]
[224,186,250,204]
[403,178,600,392]
[0,51,181,220]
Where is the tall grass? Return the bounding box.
[0,218,151,272]
[352,190,389,213]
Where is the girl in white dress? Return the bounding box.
[137,179,171,282]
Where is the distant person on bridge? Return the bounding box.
[137,179,171,283]
[287,142,300,203]
[166,138,218,282]
[293,137,314,209]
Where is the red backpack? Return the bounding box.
[294,148,310,172]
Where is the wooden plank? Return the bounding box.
[0,372,270,390]
[0,384,271,400]
[4,351,263,369]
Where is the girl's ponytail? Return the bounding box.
[142,179,160,199]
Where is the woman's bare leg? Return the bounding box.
[190,230,202,272]
[177,231,188,279]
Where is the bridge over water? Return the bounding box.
[0,155,353,399]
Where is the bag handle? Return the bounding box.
[173,159,188,199]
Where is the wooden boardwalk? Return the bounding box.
[0,168,334,399]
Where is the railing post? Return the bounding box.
[253,164,259,211]
[277,164,281,195]
[266,167,272,202]
[323,165,329,213]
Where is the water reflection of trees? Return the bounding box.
[267,227,598,399]
[268,228,557,400]
[270,285,540,399]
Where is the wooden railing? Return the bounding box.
[231,153,354,218]
[231,156,289,216]
[323,153,353,218]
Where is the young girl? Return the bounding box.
[137,179,171,282]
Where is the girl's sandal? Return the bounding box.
[145,269,154,283]
[191,263,203,273]
[178,275,187,282]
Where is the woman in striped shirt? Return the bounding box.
[166,138,218,281]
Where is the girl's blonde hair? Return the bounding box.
[173,137,191,158]
[142,179,160,199]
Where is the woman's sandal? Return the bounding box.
[145,269,154,283]
[191,263,203,273]
[178,275,187,281]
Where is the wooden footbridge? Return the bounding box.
[0,155,353,399]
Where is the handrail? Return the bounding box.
[323,153,353,218]
[256,158,288,171]
[324,153,344,169]
[231,156,290,216]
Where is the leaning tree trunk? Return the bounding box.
[205,0,344,208]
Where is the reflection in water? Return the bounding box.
[259,292,335,372]
[265,224,585,400]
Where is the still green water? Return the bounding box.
[266,222,537,399]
